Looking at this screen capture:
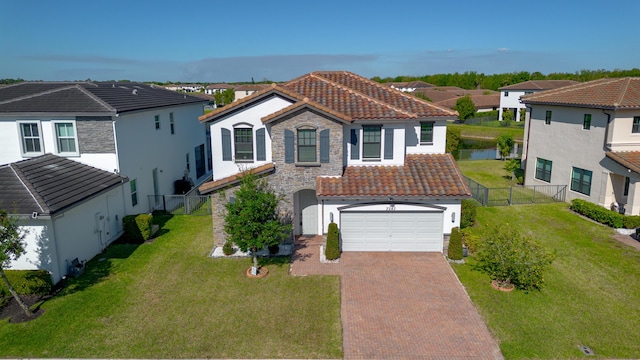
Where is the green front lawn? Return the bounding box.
[448,123,524,141]
[453,203,640,359]
[0,215,342,359]
[457,159,516,187]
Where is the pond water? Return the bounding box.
[454,139,522,160]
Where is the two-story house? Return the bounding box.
[198,71,471,252]
[521,77,640,214]
[499,80,579,121]
[0,82,211,214]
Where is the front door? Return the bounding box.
[299,189,318,235]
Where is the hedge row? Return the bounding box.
[122,214,154,243]
[325,222,340,260]
[0,270,52,298]
[570,199,640,229]
[447,227,463,260]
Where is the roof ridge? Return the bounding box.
[76,85,117,112]
[524,78,614,99]
[0,84,80,106]
[8,162,46,213]
[308,72,418,118]
[614,78,631,106]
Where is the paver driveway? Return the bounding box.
[291,236,503,360]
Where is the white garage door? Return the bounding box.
[340,211,443,252]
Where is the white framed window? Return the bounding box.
[130,179,138,207]
[52,120,79,156]
[362,125,381,159]
[17,121,44,156]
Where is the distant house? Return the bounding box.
[387,81,434,92]
[233,84,270,101]
[164,84,204,93]
[0,82,211,214]
[199,71,470,253]
[435,93,499,113]
[521,77,640,213]
[205,83,233,95]
[0,154,128,284]
[499,80,578,121]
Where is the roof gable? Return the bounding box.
[499,80,579,91]
[521,77,640,109]
[0,154,127,215]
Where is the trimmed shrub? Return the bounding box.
[447,227,463,260]
[475,224,555,291]
[222,241,235,256]
[461,199,477,229]
[0,270,52,296]
[122,213,154,243]
[460,227,480,255]
[325,222,340,260]
[623,215,640,229]
[570,199,625,228]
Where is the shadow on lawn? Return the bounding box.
[258,255,291,268]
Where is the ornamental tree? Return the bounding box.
[496,134,514,160]
[0,210,33,317]
[453,95,476,121]
[223,172,291,274]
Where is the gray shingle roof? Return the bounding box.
[0,81,208,114]
[0,154,127,216]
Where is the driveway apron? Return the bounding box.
[291,236,504,360]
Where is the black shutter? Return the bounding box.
[350,129,359,160]
[284,129,294,163]
[221,128,232,161]
[384,127,394,159]
[320,129,330,163]
[256,128,266,161]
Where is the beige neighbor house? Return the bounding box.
[198,71,471,252]
[521,77,640,214]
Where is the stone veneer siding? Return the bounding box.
[210,109,345,245]
[76,116,116,153]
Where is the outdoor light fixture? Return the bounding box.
[330,212,334,222]
[452,212,456,223]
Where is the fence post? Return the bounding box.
[509,187,513,205]
[484,187,489,206]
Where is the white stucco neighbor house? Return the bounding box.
[0,82,211,215]
[198,71,471,252]
[521,77,640,214]
[0,154,128,284]
[499,80,578,121]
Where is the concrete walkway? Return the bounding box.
[291,236,504,360]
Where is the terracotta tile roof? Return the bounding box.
[261,97,352,124]
[436,94,500,110]
[198,163,275,194]
[606,151,640,174]
[499,80,579,91]
[521,77,640,109]
[386,81,435,89]
[316,154,470,198]
[282,71,457,120]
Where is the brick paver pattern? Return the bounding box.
[291,236,504,360]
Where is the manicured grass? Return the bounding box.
[457,159,516,187]
[0,215,342,359]
[452,203,640,359]
[448,123,524,141]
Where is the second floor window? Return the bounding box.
[19,122,42,155]
[420,122,434,143]
[170,113,175,134]
[362,126,381,159]
[297,129,316,162]
[54,122,77,154]
[633,116,640,133]
[155,115,160,130]
[130,179,138,207]
[234,128,253,161]
[583,114,591,130]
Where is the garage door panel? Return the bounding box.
[341,211,443,252]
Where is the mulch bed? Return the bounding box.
[0,295,46,323]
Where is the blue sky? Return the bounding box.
[1,0,638,82]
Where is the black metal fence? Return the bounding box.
[463,176,566,206]
[148,194,211,215]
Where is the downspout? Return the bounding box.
[523,105,533,183]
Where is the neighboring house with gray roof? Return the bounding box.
[0,81,211,214]
[499,80,579,121]
[199,71,470,253]
[521,77,640,214]
[0,154,128,283]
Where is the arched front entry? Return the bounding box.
[295,189,318,236]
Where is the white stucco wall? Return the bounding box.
[499,90,527,121]
[524,105,610,204]
[8,185,126,284]
[321,199,461,235]
[115,103,209,214]
[606,110,640,152]
[0,117,78,165]
[208,96,293,181]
